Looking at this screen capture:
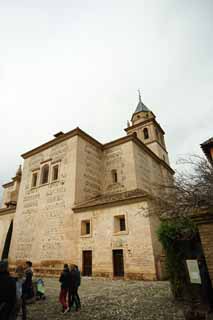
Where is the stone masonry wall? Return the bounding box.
[74,137,102,203]
[75,201,156,280]
[102,141,137,195]
[9,136,78,267]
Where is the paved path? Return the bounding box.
[25,278,184,320]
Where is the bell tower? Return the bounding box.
[125,91,170,165]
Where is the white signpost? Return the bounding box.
[186,259,202,284]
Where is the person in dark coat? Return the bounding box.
[68,264,80,312]
[0,260,17,320]
[22,261,34,300]
[59,264,70,314]
[74,265,81,309]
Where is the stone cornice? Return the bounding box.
[103,134,134,149]
[73,189,150,212]
[0,207,16,216]
[20,126,174,174]
[132,136,174,174]
[145,140,168,154]
[124,118,165,135]
[103,134,174,174]
[21,127,103,159]
[2,181,14,188]
[73,196,147,212]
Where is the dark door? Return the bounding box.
[113,249,124,277]
[82,250,92,276]
[2,221,13,260]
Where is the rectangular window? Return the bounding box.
[31,172,38,188]
[86,222,90,235]
[52,164,59,181]
[41,164,49,185]
[114,215,126,233]
[119,217,126,231]
[81,220,91,236]
[111,169,118,183]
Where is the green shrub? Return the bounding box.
[157,218,197,297]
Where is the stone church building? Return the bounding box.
[0,95,174,280]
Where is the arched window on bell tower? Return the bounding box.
[143,128,149,140]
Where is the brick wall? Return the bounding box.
[198,223,213,286]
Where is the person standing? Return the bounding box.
[15,265,26,320]
[68,264,80,312]
[23,261,34,300]
[0,260,17,320]
[59,264,70,314]
[74,265,81,309]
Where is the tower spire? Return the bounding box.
[134,90,150,114]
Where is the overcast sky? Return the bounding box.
[0,0,213,199]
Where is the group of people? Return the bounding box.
[0,260,34,320]
[59,264,81,314]
[0,259,81,319]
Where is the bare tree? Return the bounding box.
[149,155,213,218]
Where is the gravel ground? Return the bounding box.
[22,277,185,320]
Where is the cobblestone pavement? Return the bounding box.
[24,278,185,320]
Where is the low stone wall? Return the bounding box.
[10,264,157,280]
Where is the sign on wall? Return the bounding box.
[186,259,201,284]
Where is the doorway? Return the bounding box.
[82,250,92,276]
[2,220,13,260]
[113,249,124,277]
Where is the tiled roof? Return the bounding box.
[134,100,150,113]
[73,189,149,211]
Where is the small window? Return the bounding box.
[112,169,118,183]
[52,165,59,181]
[143,128,149,139]
[81,220,91,236]
[114,215,126,233]
[119,217,126,231]
[86,222,90,234]
[31,172,38,188]
[41,164,49,185]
